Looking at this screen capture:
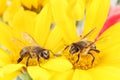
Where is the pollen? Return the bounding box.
[63,49,101,70]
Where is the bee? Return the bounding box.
[12,32,54,66]
[17,46,51,66]
[64,28,100,65]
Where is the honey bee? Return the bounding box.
[12,32,54,66]
[64,28,100,65]
[17,46,51,66]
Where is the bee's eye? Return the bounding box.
[69,45,79,54]
[40,50,49,59]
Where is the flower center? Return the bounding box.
[63,46,101,70]
[22,4,42,13]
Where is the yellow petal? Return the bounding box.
[21,0,43,9]
[12,9,37,37]
[42,57,73,72]
[72,69,92,80]
[89,66,120,80]
[41,0,48,6]
[49,0,78,44]
[0,0,7,15]
[0,71,19,80]
[21,0,32,9]
[21,0,38,9]
[50,69,74,80]
[45,26,64,53]
[0,22,15,53]
[67,0,85,20]
[100,50,120,68]
[83,0,110,40]
[3,0,21,24]
[97,23,120,50]
[0,64,24,79]
[28,66,51,80]
[0,64,24,74]
[34,3,52,46]
[97,23,120,67]
[0,49,11,66]
[0,60,6,66]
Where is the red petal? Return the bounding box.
[95,6,120,41]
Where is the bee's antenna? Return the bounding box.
[48,49,61,56]
[87,36,106,48]
[94,36,106,43]
[64,45,69,51]
[48,49,54,54]
[47,49,56,56]
[81,27,96,39]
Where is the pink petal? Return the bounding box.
[95,6,120,42]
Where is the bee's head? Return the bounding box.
[69,41,88,54]
[40,49,50,59]
[69,44,79,54]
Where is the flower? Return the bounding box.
[21,0,45,9]
[0,0,7,16]
[48,0,85,44]
[0,3,64,80]
[1,0,120,80]
[45,1,120,80]
[2,0,47,25]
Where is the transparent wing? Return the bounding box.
[21,32,38,46]
[11,37,26,50]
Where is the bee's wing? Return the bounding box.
[11,37,26,50]
[21,32,38,46]
[81,27,96,40]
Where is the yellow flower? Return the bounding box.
[2,0,47,25]
[44,0,120,80]
[0,0,7,16]
[48,0,85,44]
[0,4,64,80]
[0,0,85,79]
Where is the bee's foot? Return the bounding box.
[17,58,23,63]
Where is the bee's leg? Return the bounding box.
[17,57,23,63]
[93,49,100,53]
[48,50,55,56]
[90,49,100,53]
[64,45,69,51]
[17,55,25,63]
[37,55,40,66]
[26,56,31,66]
[88,52,95,65]
[48,49,61,57]
[75,53,80,63]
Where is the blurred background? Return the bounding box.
[76,0,120,35]
[111,0,120,5]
